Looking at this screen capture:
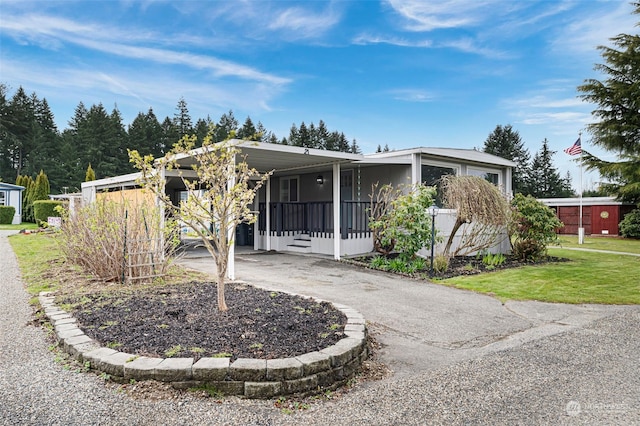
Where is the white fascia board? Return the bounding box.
[80,172,142,189]
[539,196,626,207]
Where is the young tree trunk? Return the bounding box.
[216,255,228,312]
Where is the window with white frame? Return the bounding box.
[0,191,6,206]
[421,163,457,186]
[467,167,501,186]
[279,176,299,202]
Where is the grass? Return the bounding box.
[0,222,39,230]
[443,248,640,304]
[8,231,61,295]
[551,235,640,254]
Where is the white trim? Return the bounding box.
[467,166,502,186]
[333,163,341,260]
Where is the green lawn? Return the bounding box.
[443,248,640,305]
[0,222,38,231]
[8,232,61,295]
[551,235,640,254]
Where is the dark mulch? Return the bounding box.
[60,282,347,362]
[348,254,569,279]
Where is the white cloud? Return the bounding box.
[0,13,290,86]
[552,2,638,55]
[388,89,435,103]
[385,0,500,31]
[352,33,432,47]
[268,6,341,39]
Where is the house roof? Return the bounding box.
[364,147,516,168]
[539,196,633,207]
[174,139,364,175]
[0,182,25,191]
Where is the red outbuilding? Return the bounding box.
[539,197,636,236]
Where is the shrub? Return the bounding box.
[369,184,437,261]
[0,206,15,224]
[620,208,640,239]
[57,199,178,283]
[433,255,450,274]
[510,194,563,261]
[33,200,62,224]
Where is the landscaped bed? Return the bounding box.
[347,254,568,280]
[58,282,348,362]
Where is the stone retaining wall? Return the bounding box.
[39,292,368,398]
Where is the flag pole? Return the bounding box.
[578,131,584,245]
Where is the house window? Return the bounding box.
[0,191,5,206]
[280,177,299,202]
[421,164,457,186]
[467,168,501,186]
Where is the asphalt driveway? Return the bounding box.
[179,249,634,378]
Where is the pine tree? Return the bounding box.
[214,110,238,142]
[577,3,640,204]
[483,124,531,194]
[85,164,96,181]
[238,116,257,140]
[527,139,569,198]
[173,97,193,139]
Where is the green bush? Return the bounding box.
[33,200,62,224]
[620,209,640,239]
[0,206,16,224]
[510,194,563,261]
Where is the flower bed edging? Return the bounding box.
[39,291,368,399]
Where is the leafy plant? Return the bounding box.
[369,184,437,261]
[620,209,640,239]
[482,252,506,269]
[369,255,389,270]
[510,194,563,260]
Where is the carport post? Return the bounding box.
[227,161,235,281]
[333,162,340,260]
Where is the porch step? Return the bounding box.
[287,234,312,253]
[286,244,312,254]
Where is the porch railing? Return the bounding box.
[258,201,372,239]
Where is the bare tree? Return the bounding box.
[130,134,271,311]
[368,182,402,255]
[440,175,511,257]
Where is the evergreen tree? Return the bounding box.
[173,97,193,139]
[194,116,214,147]
[483,124,531,194]
[316,120,330,150]
[577,3,640,204]
[383,144,390,152]
[527,139,570,198]
[238,116,257,140]
[214,110,238,142]
[350,139,361,154]
[160,116,177,154]
[376,144,382,153]
[85,164,96,182]
[297,122,310,147]
[129,108,164,158]
[288,123,299,146]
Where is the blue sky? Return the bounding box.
[1,0,637,190]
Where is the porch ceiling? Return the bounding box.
[173,140,363,176]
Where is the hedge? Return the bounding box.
[33,200,62,224]
[0,206,16,224]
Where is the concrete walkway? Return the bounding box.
[179,249,634,378]
[549,246,640,256]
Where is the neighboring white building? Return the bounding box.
[0,182,25,224]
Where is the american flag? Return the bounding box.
[564,137,582,156]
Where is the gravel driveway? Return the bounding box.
[1,231,638,425]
